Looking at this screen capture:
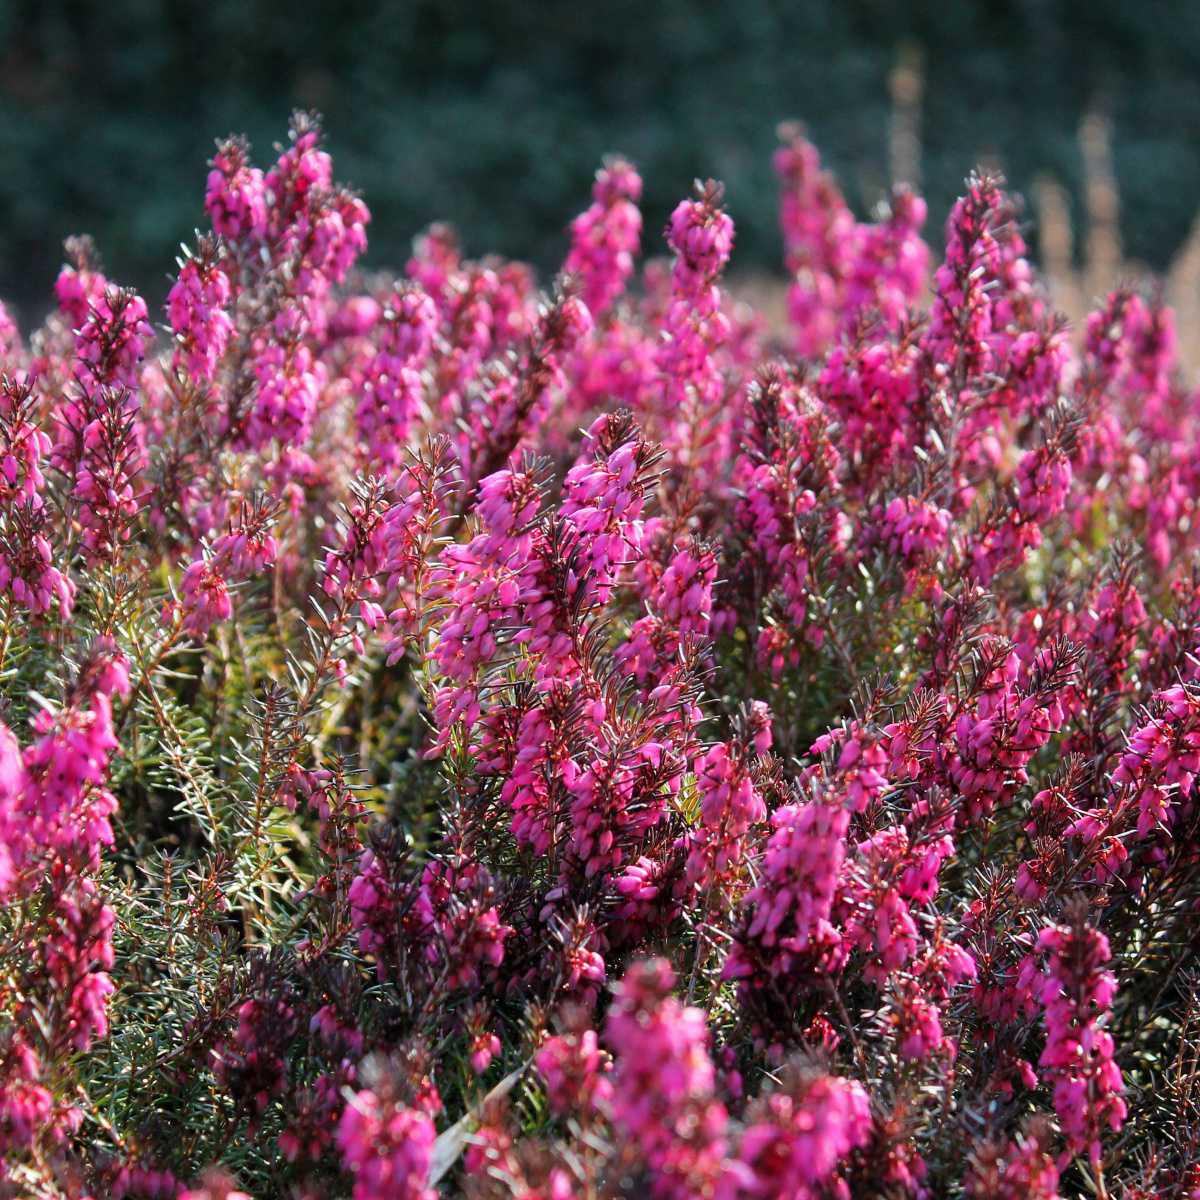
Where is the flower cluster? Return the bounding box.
[605,959,728,1198]
[337,1057,436,1200]
[775,127,928,357]
[564,157,643,319]
[1,111,1199,1200]
[1024,910,1127,1167]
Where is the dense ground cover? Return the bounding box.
[1,113,1199,1198]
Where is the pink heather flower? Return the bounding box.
[55,252,108,330]
[279,1063,356,1165]
[968,436,1073,586]
[265,117,334,231]
[775,129,857,358]
[178,556,233,639]
[0,522,70,623]
[775,128,927,357]
[318,476,398,656]
[964,1119,1061,1200]
[0,1042,55,1158]
[841,823,946,986]
[939,637,1077,826]
[816,332,919,488]
[468,1032,500,1075]
[169,247,234,384]
[535,1019,612,1117]
[850,186,929,328]
[434,409,660,761]
[871,494,951,574]
[667,189,734,284]
[306,190,371,286]
[1015,443,1073,526]
[0,300,18,363]
[1111,682,1200,839]
[426,463,541,743]
[1029,912,1126,1166]
[210,989,300,1122]
[812,722,891,814]
[610,851,686,944]
[0,377,53,509]
[566,739,681,881]
[67,386,145,565]
[307,999,363,1058]
[331,293,382,337]
[498,688,581,858]
[724,794,850,1001]
[380,285,438,362]
[48,287,152,564]
[1077,568,1147,689]
[74,286,153,395]
[210,499,280,579]
[463,1106,580,1198]
[206,137,268,242]
[349,851,510,991]
[619,533,718,684]
[606,959,728,1200]
[463,1003,502,1075]
[1083,290,1177,441]
[455,283,590,480]
[546,910,608,1002]
[730,1064,872,1198]
[1003,321,1070,420]
[0,639,130,1156]
[0,383,76,618]
[654,182,735,490]
[111,1162,180,1199]
[565,157,643,318]
[356,286,437,466]
[912,921,977,1004]
[17,636,131,874]
[685,729,766,892]
[550,408,655,609]
[732,365,843,672]
[0,722,22,895]
[888,980,950,1061]
[243,309,325,449]
[406,221,461,312]
[337,1074,436,1200]
[923,174,1004,387]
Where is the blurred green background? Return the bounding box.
[2,0,1199,320]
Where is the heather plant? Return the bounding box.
[1,112,1200,1200]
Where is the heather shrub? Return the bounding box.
[2,113,1199,1199]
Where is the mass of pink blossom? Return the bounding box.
[0,113,1198,1199]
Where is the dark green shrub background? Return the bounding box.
[2,0,1198,318]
